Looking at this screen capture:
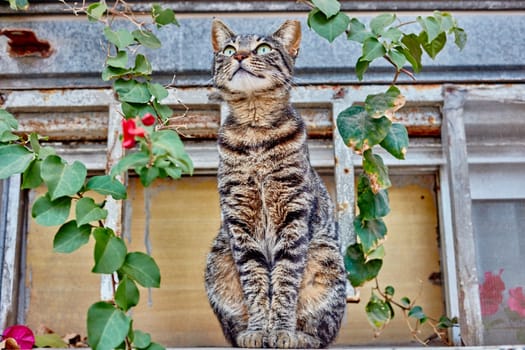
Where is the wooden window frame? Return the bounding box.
[2,84,523,345]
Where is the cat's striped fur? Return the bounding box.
[205,19,347,348]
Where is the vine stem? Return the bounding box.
[383,55,416,84]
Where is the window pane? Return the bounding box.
[473,199,525,344]
[23,174,445,346]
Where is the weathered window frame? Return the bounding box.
[1,84,524,345]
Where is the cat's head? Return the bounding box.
[211,19,301,95]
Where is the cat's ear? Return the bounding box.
[272,20,301,58]
[211,19,235,52]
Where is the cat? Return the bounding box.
[204,19,347,348]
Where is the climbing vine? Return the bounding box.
[1,1,191,349]
[1,0,466,347]
[302,0,465,343]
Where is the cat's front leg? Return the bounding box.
[228,223,271,347]
[266,225,309,348]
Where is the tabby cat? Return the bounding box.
[205,19,347,348]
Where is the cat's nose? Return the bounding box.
[233,52,249,62]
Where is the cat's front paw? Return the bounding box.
[236,330,266,348]
[267,330,299,349]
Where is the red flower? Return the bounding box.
[508,287,525,317]
[2,325,35,349]
[141,113,156,126]
[122,118,146,149]
[479,269,505,316]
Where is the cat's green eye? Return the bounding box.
[255,44,272,55]
[223,46,237,57]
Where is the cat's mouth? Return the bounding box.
[230,66,265,80]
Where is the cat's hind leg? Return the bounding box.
[205,230,248,347]
[295,239,347,348]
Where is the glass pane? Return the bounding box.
[472,199,525,344]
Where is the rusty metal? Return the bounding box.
[0,29,53,58]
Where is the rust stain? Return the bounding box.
[0,29,53,58]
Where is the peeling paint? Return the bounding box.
[0,29,53,58]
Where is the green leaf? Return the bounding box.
[382,27,403,42]
[40,155,87,201]
[132,330,152,349]
[132,30,162,49]
[437,315,458,329]
[347,18,373,43]
[92,227,127,274]
[401,296,411,307]
[75,197,108,226]
[35,334,68,348]
[115,275,140,311]
[417,16,441,43]
[118,81,152,104]
[104,65,130,83]
[408,305,427,323]
[311,0,340,18]
[120,252,161,288]
[370,13,396,36]
[86,175,127,200]
[363,150,391,190]
[22,159,43,189]
[53,220,91,253]
[355,57,369,81]
[336,105,392,152]
[434,11,455,32]
[152,99,174,121]
[28,132,41,153]
[380,123,409,160]
[453,27,467,50]
[110,151,150,177]
[420,31,447,59]
[147,83,169,101]
[362,37,386,62]
[107,50,129,69]
[32,194,71,226]
[104,27,136,50]
[357,174,390,219]
[133,54,153,76]
[385,285,395,296]
[401,33,423,73]
[307,9,350,43]
[0,144,34,179]
[8,0,29,10]
[388,48,406,69]
[367,245,385,260]
[366,293,392,329]
[344,243,382,287]
[87,301,131,350]
[121,101,157,120]
[364,85,403,118]
[152,4,179,28]
[355,216,387,254]
[0,109,18,128]
[139,166,160,187]
[152,130,194,175]
[144,343,165,350]
[86,1,107,22]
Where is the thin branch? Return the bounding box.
[383,54,416,84]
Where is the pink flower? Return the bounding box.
[508,287,525,317]
[2,325,35,349]
[141,113,156,126]
[479,269,505,316]
[122,118,146,149]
